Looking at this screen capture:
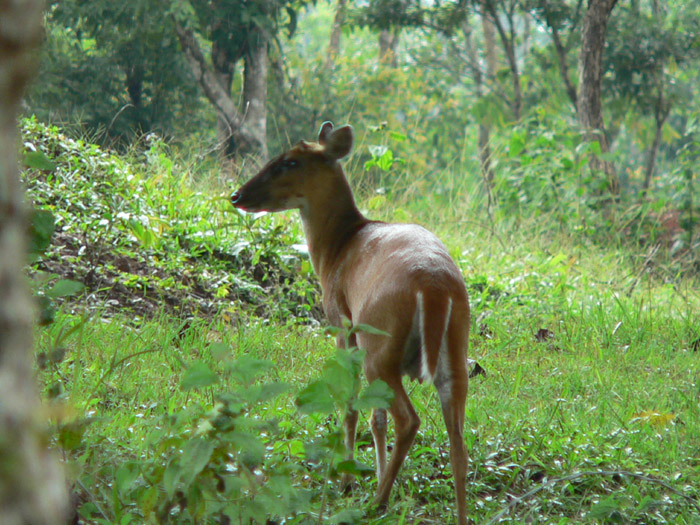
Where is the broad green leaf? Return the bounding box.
[328,508,365,524]
[509,132,526,157]
[181,361,219,390]
[239,382,290,404]
[351,323,390,337]
[163,461,181,499]
[23,150,57,172]
[138,485,158,517]
[47,279,84,299]
[209,342,230,360]
[587,494,625,521]
[225,355,275,385]
[353,379,393,411]
[28,209,55,256]
[180,438,214,485]
[115,462,140,495]
[57,419,92,451]
[336,459,375,475]
[296,380,334,414]
[228,430,265,468]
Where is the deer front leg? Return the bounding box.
[341,407,359,492]
[370,408,388,482]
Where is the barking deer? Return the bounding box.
[231,122,470,524]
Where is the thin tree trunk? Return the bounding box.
[483,0,522,120]
[542,1,578,108]
[483,13,498,84]
[577,0,619,194]
[522,9,531,59]
[643,87,670,192]
[643,117,665,192]
[0,1,69,523]
[465,18,495,188]
[212,38,237,157]
[243,30,268,161]
[326,0,347,68]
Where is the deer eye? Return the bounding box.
[281,159,299,170]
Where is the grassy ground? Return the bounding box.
[26,119,700,523]
[37,238,700,523]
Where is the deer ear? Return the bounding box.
[318,121,334,145]
[324,125,354,160]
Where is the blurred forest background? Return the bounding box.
[26,0,700,259]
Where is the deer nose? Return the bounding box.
[231,191,241,204]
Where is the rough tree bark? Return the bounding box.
[211,32,238,157]
[577,0,619,193]
[0,0,70,523]
[642,0,669,193]
[174,23,268,161]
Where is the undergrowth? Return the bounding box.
[23,119,700,523]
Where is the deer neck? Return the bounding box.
[299,171,367,284]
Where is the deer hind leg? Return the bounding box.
[434,317,469,525]
[373,379,420,509]
[359,315,421,510]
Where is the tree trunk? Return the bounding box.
[577,0,619,193]
[326,0,347,68]
[465,17,495,189]
[243,30,268,162]
[483,0,522,120]
[542,1,578,109]
[379,28,400,67]
[643,87,670,193]
[483,13,498,84]
[0,1,70,523]
[212,38,237,157]
[125,63,150,133]
[174,23,267,160]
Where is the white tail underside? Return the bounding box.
[417,291,453,383]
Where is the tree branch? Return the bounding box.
[174,22,264,154]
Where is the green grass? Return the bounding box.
[24,118,700,523]
[36,249,700,523]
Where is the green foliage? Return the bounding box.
[27,1,204,144]
[21,117,320,322]
[74,351,307,523]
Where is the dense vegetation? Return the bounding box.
[19,0,700,523]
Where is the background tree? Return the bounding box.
[480,0,525,121]
[173,0,306,162]
[604,1,700,194]
[0,0,69,522]
[577,0,619,193]
[326,0,349,68]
